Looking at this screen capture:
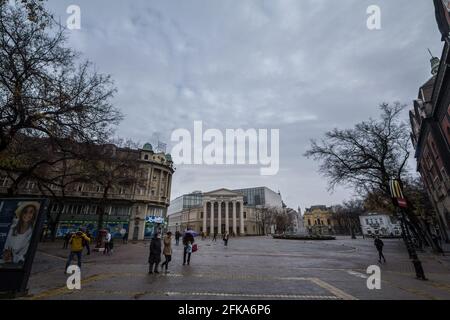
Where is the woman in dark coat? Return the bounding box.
[148,233,162,274]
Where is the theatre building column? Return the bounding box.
[203,201,207,235]
[210,202,214,236]
[232,200,237,236]
[218,200,222,235]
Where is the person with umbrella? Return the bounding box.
[182,229,196,266]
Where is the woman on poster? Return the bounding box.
[2,202,39,265]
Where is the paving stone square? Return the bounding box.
[20,236,450,300]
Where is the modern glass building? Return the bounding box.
[167,191,203,215]
[232,187,283,208]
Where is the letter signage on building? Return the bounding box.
[145,216,165,224]
[389,179,408,208]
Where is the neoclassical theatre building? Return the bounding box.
[167,187,283,236]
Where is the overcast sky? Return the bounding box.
[47,0,443,211]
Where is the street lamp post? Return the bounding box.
[390,179,427,280]
[398,207,427,280]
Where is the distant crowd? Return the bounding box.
[62,228,231,274]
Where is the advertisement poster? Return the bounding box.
[0,199,43,269]
[0,198,48,294]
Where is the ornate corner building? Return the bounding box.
[0,142,175,241]
[303,205,338,235]
[409,1,450,242]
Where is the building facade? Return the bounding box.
[233,187,283,208]
[167,187,284,236]
[303,205,339,235]
[0,142,175,240]
[359,212,402,237]
[409,38,450,242]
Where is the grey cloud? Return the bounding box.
[46,0,441,209]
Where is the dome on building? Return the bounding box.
[142,143,153,151]
[165,153,172,162]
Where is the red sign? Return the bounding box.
[397,198,408,208]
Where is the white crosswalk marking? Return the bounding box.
[347,270,368,279]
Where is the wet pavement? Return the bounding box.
[21,236,450,300]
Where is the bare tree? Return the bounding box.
[255,206,278,235]
[81,139,140,242]
[304,103,441,251]
[0,136,103,240]
[305,103,410,196]
[0,135,80,196]
[332,200,364,237]
[0,1,122,153]
[273,208,295,234]
[0,1,123,234]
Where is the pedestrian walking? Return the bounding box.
[109,235,114,254]
[374,236,386,263]
[83,230,91,255]
[212,232,217,242]
[223,232,229,246]
[40,227,48,242]
[175,230,181,246]
[65,230,90,273]
[123,232,128,244]
[148,232,162,274]
[63,232,71,249]
[161,232,173,273]
[104,231,112,255]
[183,232,195,265]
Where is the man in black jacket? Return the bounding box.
[148,233,162,274]
[374,236,386,263]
